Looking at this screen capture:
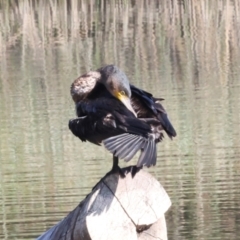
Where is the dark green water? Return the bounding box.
[0,1,240,239]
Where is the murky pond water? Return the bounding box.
[0,1,240,239]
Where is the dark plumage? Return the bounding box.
[69,65,176,169]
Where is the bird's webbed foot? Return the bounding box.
[131,165,143,178]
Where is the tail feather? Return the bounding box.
[124,138,144,162]
[104,134,134,152]
[103,134,142,160]
[117,136,141,159]
[136,139,149,167]
[115,135,138,158]
[136,139,157,167]
[147,139,157,166]
[103,133,157,167]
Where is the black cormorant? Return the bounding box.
[69,65,176,173]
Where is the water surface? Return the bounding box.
[0,1,240,239]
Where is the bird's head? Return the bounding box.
[98,65,137,117]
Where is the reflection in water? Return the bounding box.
[0,1,240,239]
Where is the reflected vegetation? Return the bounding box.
[0,0,240,239]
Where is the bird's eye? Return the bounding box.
[120,91,126,96]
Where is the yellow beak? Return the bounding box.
[115,92,137,117]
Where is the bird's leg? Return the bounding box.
[110,154,125,178]
[112,155,119,170]
[92,155,125,191]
